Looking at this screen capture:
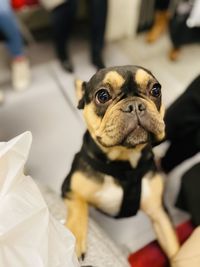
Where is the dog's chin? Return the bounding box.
[121,126,149,148]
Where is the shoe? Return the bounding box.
[61,60,74,73]
[146,11,169,43]
[92,55,105,70]
[12,57,30,91]
[169,48,180,61]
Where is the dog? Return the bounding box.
[62,65,180,261]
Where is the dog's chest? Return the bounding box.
[93,175,123,216]
[92,150,143,217]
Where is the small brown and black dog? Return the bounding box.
[62,65,179,261]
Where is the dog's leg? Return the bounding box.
[64,193,88,260]
[141,173,180,259]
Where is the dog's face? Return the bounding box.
[76,65,165,148]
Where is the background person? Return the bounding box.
[41,0,108,72]
[146,0,170,43]
[0,0,30,91]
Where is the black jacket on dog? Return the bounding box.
[62,131,157,218]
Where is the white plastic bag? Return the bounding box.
[0,132,79,267]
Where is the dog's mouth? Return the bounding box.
[119,111,151,147]
[97,120,150,148]
[95,102,164,148]
[121,124,149,147]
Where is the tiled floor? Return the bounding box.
[0,33,199,254]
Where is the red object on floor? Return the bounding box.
[128,221,194,267]
[12,0,39,10]
[12,0,25,9]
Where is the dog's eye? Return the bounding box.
[95,89,111,104]
[150,84,161,98]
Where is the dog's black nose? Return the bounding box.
[123,102,146,113]
[121,104,135,113]
[126,104,134,113]
[137,103,146,112]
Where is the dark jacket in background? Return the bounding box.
[161,74,200,226]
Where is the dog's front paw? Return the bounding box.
[66,221,87,260]
[76,236,87,261]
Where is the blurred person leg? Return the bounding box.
[88,0,108,69]
[146,0,170,43]
[0,0,30,91]
[51,0,77,73]
[169,16,200,61]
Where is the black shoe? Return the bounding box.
[61,60,74,73]
[92,55,105,70]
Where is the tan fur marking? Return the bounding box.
[103,71,125,91]
[157,104,165,140]
[101,144,145,162]
[157,132,165,141]
[71,171,102,202]
[83,102,102,138]
[64,194,88,258]
[141,98,165,140]
[135,69,153,91]
[141,173,164,214]
[160,104,165,119]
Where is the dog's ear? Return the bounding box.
[75,79,86,109]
